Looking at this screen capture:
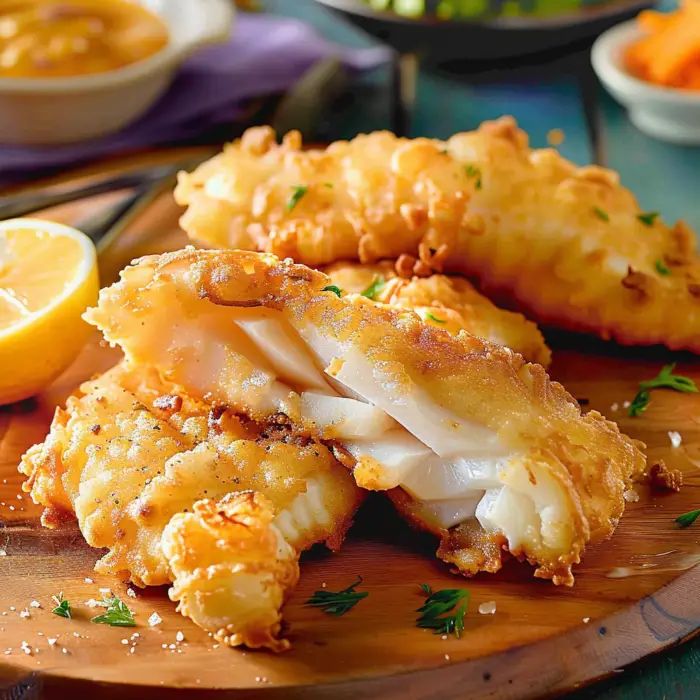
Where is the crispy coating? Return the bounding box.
[85,249,646,585]
[163,492,299,652]
[325,261,550,365]
[176,120,700,352]
[19,362,362,649]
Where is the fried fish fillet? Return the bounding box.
[175,120,700,352]
[20,362,363,651]
[84,248,645,586]
[325,261,550,365]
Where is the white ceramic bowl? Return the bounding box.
[592,19,700,144]
[0,0,235,145]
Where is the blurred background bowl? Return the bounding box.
[0,0,235,146]
[315,0,651,62]
[592,19,700,144]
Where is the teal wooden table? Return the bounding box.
[262,1,700,697]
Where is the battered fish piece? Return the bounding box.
[175,120,700,352]
[20,362,362,651]
[85,248,646,586]
[325,261,550,365]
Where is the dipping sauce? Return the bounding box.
[0,0,169,78]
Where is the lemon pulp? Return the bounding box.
[0,219,99,404]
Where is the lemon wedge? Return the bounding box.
[0,218,99,404]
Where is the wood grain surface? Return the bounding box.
[0,155,699,699]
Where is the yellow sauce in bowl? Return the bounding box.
[0,0,169,78]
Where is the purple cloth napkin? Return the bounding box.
[0,13,389,184]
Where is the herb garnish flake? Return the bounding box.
[286,185,308,211]
[416,585,469,638]
[91,596,136,627]
[628,363,698,417]
[51,592,71,619]
[305,576,368,616]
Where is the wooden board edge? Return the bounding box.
[1,563,698,699]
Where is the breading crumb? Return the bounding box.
[547,128,565,146]
[623,489,640,503]
[649,460,683,492]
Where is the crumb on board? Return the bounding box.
[649,460,683,492]
[623,489,640,503]
[668,430,682,448]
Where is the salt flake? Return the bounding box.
[478,601,497,615]
[668,431,682,448]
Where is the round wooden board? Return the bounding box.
[1,161,699,699]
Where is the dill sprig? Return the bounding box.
[305,576,368,616]
[676,508,700,528]
[91,596,136,627]
[416,584,469,638]
[361,276,385,300]
[51,592,71,619]
[628,363,698,417]
[286,185,308,211]
[322,284,343,297]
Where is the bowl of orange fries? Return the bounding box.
[592,1,700,143]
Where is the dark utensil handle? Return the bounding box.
[0,164,184,220]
